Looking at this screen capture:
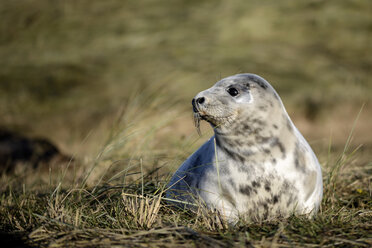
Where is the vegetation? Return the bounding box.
[0,0,371,247]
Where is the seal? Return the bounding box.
[166,73,323,222]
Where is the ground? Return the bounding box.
[0,0,371,247]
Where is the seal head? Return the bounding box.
[192,74,279,132]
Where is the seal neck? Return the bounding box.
[213,112,296,158]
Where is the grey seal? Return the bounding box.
[166,73,323,222]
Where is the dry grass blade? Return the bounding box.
[122,193,162,229]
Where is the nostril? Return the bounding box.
[197,97,205,105]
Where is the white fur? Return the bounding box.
[167,74,323,222]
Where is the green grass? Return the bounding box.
[0,0,371,247]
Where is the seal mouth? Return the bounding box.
[192,99,235,135]
[192,98,199,113]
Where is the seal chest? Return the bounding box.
[167,73,323,222]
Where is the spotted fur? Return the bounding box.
[167,73,323,223]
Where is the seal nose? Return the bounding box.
[192,96,206,113]
[196,97,205,105]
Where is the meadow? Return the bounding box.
[0,0,371,247]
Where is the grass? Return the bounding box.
[0,107,371,247]
[0,0,371,247]
[0,140,371,247]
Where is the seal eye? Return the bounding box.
[227,87,239,97]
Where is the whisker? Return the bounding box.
[193,112,202,136]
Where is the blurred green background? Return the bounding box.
[0,0,371,162]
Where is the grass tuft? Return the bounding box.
[0,121,370,247]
